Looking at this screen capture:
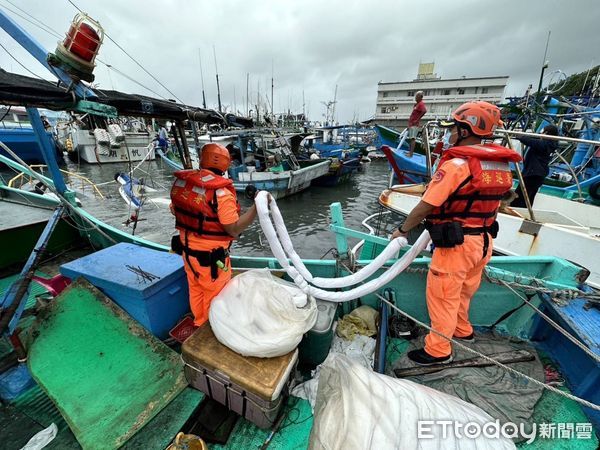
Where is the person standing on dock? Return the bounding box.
[169,143,259,326]
[511,124,559,208]
[406,91,427,158]
[392,101,521,366]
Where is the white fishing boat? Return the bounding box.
[379,184,600,288]
[59,118,155,164]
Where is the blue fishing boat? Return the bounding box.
[303,126,361,159]
[0,126,62,165]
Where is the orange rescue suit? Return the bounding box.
[421,143,522,357]
[170,169,241,326]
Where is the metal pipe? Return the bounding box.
[553,150,584,199]
[505,133,536,222]
[498,129,600,146]
[422,123,433,177]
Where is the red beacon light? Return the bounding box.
[49,13,104,83]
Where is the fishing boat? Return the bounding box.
[219,132,333,199]
[0,114,63,165]
[2,177,600,448]
[6,163,104,207]
[1,9,599,449]
[59,116,156,164]
[378,184,600,288]
[310,156,362,187]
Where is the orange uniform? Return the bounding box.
[421,151,499,357]
[171,169,240,326]
[180,189,239,326]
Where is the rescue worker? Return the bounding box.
[391,101,522,365]
[170,143,259,326]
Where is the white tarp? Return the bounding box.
[309,354,516,450]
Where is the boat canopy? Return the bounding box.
[0,68,251,127]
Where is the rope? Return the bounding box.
[492,278,600,364]
[375,291,600,411]
[0,41,47,80]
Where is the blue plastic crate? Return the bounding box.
[60,243,190,338]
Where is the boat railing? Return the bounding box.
[8,165,105,199]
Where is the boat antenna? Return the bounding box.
[213,44,222,113]
[302,89,305,121]
[271,59,274,121]
[198,48,207,109]
[246,72,250,117]
[535,30,551,107]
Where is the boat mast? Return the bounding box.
[246,72,250,117]
[271,59,274,122]
[213,45,222,113]
[198,48,207,109]
[535,31,551,108]
[331,84,338,125]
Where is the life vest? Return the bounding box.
[170,169,240,241]
[426,143,522,228]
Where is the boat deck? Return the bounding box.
[0,197,55,232]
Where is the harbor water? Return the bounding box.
[2,158,396,258]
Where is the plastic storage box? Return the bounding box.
[182,323,297,429]
[299,299,337,367]
[60,243,189,339]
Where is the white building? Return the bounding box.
[374,63,509,128]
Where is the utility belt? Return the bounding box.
[424,220,499,257]
[171,234,230,280]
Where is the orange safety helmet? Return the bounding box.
[200,143,231,172]
[451,101,503,137]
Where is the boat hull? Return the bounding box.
[379,187,600,288]
[70,130,155,164]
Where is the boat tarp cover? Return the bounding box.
[0,69,75,110]
[391,333,544,441]
[26,279,189,449]
[0,69,252,126]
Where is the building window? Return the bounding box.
[457,88,465,95]
[474,87,479,94]
[383,92,389,97]
[407,91,415,97]
[443,89,451,95]
[422,90,430,96]
[481,87,489,94]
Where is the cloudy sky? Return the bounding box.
[1,0,599,122]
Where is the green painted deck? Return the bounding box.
[26,280,190,449]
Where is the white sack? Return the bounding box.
[209,268,318,357]
[309,354,516,450]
